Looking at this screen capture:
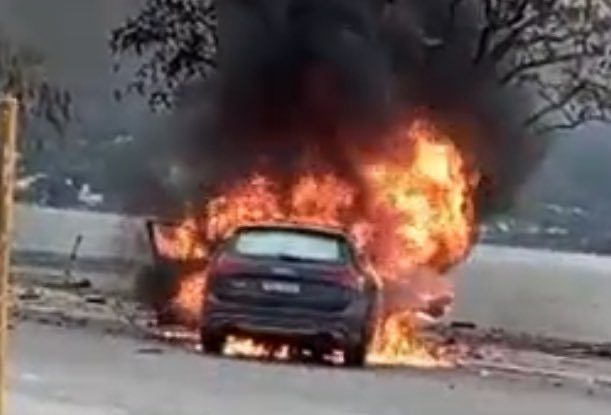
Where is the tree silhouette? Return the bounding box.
[111,0,216,110]
[0,31,71,133]
[111,0,611,134]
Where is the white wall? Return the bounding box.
[450,245,611,343]
[13,204,150,262]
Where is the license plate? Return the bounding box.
[261,281,301,294]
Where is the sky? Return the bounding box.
[0,0,150,143]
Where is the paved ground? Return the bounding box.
[8,322,610,415]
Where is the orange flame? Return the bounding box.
[161,117,479,367]
[224,336,291,360]
[368,310,454,368]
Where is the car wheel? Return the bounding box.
[343,341,367,368]
[200,329,225,355]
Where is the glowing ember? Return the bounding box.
[368,311,455,368]
[159,117,479,367]
[153,220,206,260]
[224,337,291,360]
[174,272,206,325]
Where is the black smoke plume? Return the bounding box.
[149,0,548,218]
[134,0,550,322]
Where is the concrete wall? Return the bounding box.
[13,204,151,263]
[450,246,611,343]
[13,204,611,343]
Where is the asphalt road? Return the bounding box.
[8,322,610,415]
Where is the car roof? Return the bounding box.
[232,222,350,240]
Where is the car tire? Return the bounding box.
[343,341,367,368]
[200,329,225,355]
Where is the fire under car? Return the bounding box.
[146,221,381,367]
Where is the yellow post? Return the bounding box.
[0,96,18,415]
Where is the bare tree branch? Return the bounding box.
[0,30,71,133]
[110,0,217,110]
[524,81,587,127]
[466,0,611,133]
[500,52,599,85]
[110,0,611,133]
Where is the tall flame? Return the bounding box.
[158,117,479,366]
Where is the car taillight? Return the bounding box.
[331,268,365,291]
[210,254,243,277]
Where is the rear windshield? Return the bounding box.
[232,229,347,264]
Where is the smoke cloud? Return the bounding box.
[132,0,554,323]
[152,0,548,219]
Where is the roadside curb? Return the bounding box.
[467,360,611,389]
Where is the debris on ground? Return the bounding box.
[84,294,107,305]
[36,277,93,290]
[435,322,611,360]
[17,287,41,301]
[136,347,164,355]
[10,277,611,393]
[12,281,137,334]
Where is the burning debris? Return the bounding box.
[134,0,550,367]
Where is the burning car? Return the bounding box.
[140,118,479,367]
[145,219,379,366]
[199,223,380,366]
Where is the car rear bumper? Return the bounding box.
[202,296,370,347]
